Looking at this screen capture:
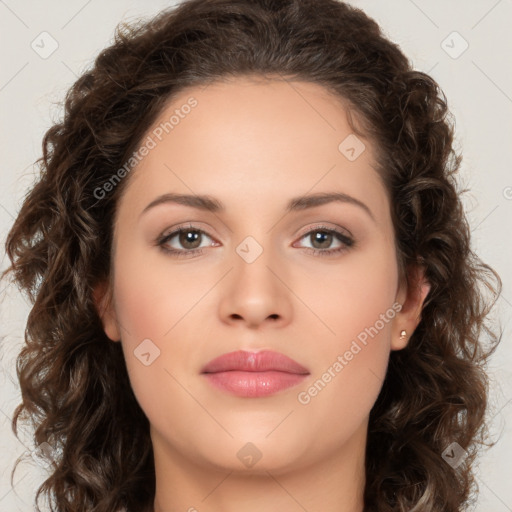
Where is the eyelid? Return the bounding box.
[159,221,216,238]
[157,221,354,256]
[157,222,219,246]
[295,222,353,240]
[158,222,351,243]
[292,223,355,255]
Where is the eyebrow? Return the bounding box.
[139,191,375,221]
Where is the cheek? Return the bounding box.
[293,313,395,462]
[112,240,213,340]
[299,239,399,350]
[295,342,389,462]
[110,243,218,422]
[292,244,398,437]
[296,283,395,408]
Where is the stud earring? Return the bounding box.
[399,330,407,340]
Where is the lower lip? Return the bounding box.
[203,371,309,397]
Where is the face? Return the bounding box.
[96,76,428,475]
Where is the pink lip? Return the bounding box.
[201,350,310,398]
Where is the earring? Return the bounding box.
[399,330,407,340]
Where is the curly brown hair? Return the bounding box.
[1,0,502,511]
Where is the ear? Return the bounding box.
[391,264,431,351]
[93,280,121,342]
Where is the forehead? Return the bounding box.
[118,76,388,222]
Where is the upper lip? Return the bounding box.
[201,350,310,374]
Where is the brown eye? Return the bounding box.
[157,225,216,257]
[177,229,202,249]
[295,226,354,257]
[309,230,334,249]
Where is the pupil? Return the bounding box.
[313,231,331,249]
[180,230,201,249]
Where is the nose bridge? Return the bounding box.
[232,232,280,295]
[218,230,292,327]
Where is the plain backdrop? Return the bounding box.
[1,1,511,510]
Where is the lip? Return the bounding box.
[201,350,310,398]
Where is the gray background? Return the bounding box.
[1,0,511,510]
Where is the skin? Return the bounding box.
[95,76,430,512]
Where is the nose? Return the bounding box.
[218,244,293,330]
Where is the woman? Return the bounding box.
[1,0,502,511]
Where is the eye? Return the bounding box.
[156,223,354,259]
[294,224,354,257]
[156,224,217,258]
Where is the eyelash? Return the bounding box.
[156,223,354,259]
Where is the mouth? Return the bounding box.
[201,350,310,398]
